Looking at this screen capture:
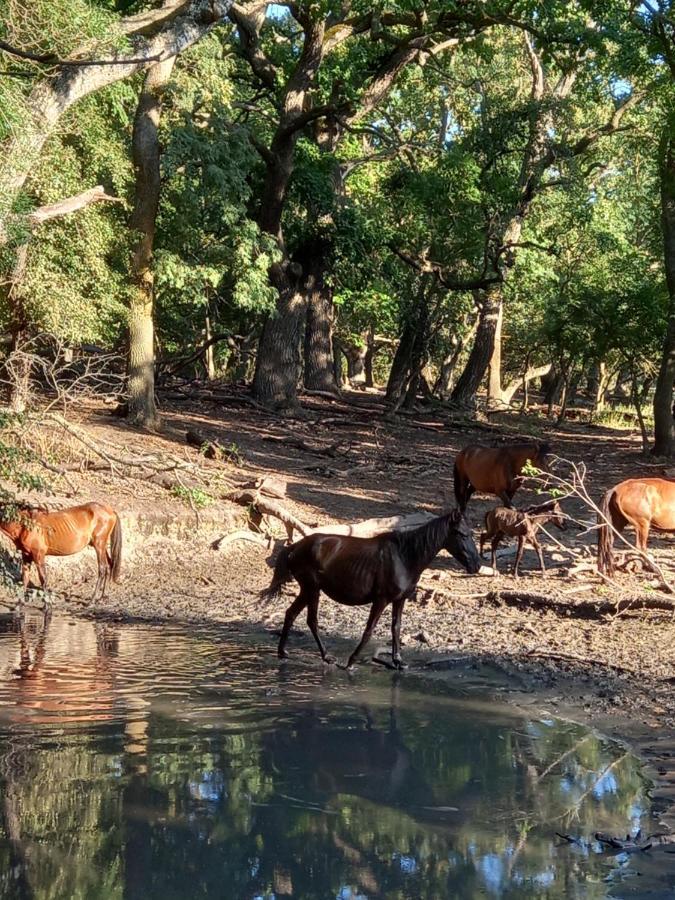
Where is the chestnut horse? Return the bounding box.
[597,478,675,575]
[260,510,480,670]
[0,502,122,600]
[453,441,551,511]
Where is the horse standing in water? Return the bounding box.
[0,502,122,600]
[597,478,675,575]
[453,441,551,511]
[260,510,480,670]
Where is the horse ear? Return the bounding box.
[449,507,463,524]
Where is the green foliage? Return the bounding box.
[170,484,214,509]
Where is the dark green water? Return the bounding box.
[0,612,669,899]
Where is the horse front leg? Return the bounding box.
[513,536,525,577]
[306,592,335,664]
[343,599,387,669]
[390,597,407,669]
[532,535,547,575]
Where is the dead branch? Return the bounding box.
[530,458,674,594]
[211,531,269,551]
[262,434,345,457]
[237,476,287,499]
[490,589,675,619]
[186,428,228,460]
[225,489,312,540]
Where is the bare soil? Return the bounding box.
[2,386,675,829]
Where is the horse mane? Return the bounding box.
[392,513,453,566]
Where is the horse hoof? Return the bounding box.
[322,655,337,665]
[277,650,289,660]
[393,660,408,671]
[338,662,355,671]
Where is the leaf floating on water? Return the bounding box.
[420,806,459,812]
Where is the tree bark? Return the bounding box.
[127,57,175,430]
[653,124,675,456]
[450,284,502,408]
[0,1,229,235]
[487,300,504,405]
[251,17,326,409]
[303,239,339,394]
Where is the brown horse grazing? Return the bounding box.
[0,502,122,600]
[453,441,551,511]
[597,478,675,575]
[260,510,481,670]
[479,500,567,577]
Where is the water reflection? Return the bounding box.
[0,614,661,899]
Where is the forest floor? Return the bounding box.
[2,385,675,828]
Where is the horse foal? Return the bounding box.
[479,500,566,577]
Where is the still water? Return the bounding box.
[0,612,668,899]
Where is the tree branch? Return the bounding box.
[391,246,502,291]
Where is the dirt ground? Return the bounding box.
[2,385,675,829]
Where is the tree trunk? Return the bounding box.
[654,124,675,456]
[342,340,368,385]
[436,313,479,398]
[332,337,343,388]
[450,284,502,409]
[386,321,417,405]
[127,57,175,430]
[204,312,216,380]
[364,327,375,388]
[303,240,339,394]
[487,300,504,405]
[0,2,229,235]
[251,18,326,409]
[501,363,552,406]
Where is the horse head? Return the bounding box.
[445,509,481,574]
[550,499,567,531]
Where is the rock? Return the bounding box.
[414,630,432,645]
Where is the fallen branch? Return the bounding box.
[490,589,675,620]
[225,489,312,540]
[211,531,270,551]
[262,434,345,457]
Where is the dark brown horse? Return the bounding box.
[597,478,675,575]
[260,510,480,670]
[0,502,122,600]
[479,500,567,576]
[453,441,551,511]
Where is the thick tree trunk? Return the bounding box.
[654,125,675,456]
[386,322,415,405]
[341,340,368,385]
[127,57,175,430]
[253,266,306,406]
[0,2,229,235]
[487,301,503,405]
[251,19,326,408]
[303,241,338,394]
[500,363,552,406]
[450,284,502,409]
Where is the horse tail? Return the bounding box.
[260,545,293,603]
[597,489,615,576]
[453,457,466,508]
[110,513,123,582]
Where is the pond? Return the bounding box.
[0,610,670,900]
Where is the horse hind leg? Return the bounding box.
[92,540,109,601]
[306,592,335,664]
[278,591,310,660]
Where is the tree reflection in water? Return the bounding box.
[0,616,654,899]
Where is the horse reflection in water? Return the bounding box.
[4,612,120,725]
[261,510,480,669]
